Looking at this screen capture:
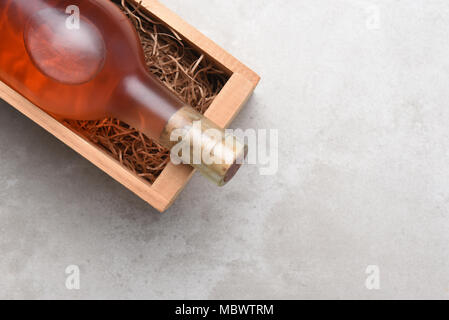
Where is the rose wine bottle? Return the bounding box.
[0,0,247,185]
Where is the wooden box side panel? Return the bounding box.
[135,0,261,87]
[0,81,170,212]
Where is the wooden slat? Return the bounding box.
[0,81,170,212]
[151,163,195,211]
[205,73,255,128]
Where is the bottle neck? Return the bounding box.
[108,73,185,140]
[109,72,248,186]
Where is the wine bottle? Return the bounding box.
[0,0,247,186]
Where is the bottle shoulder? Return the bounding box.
[24,7,106,85]
[0,0,148,119]
[21,0,146,84]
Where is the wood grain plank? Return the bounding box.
[205,73,256,128]
[0,81,170,212]
[151,163,195,211]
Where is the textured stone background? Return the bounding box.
[1,0,449,299]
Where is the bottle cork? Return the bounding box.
[159,106,247,186]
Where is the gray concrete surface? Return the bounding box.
[1,0,449,299]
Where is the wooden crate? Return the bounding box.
[0,0,260,212]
